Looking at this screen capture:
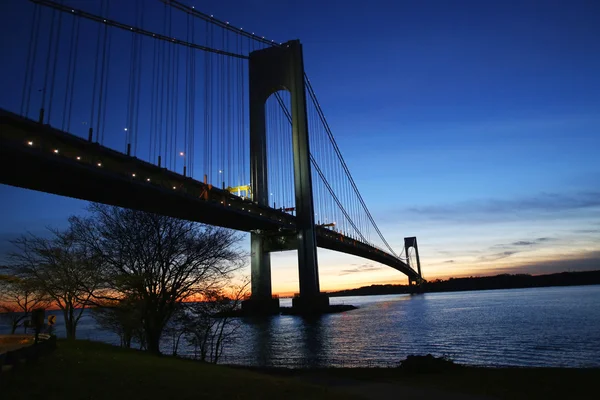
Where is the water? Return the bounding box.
[2,285,599,368]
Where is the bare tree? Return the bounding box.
[8,227,103,339]
[0,273,50,334]
[164,303,188,356]
[71,204,245,354]
[185,281,249,363]
[90,297,145,348]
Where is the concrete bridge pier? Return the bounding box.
[241,233,280,314]
[405,236,425,294]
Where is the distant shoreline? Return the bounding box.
[325,270,600,298]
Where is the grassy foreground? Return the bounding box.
[3,340,599,399]
[282,364,600,399]
[0,340,357,400]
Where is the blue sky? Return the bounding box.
[0,0,599,294]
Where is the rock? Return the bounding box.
[399,354,459,373]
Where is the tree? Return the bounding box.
[71,204,245,354]
[184,281,249,363]
[8,227,103,339]
[163,303,189,356]
[0,273,50,334]
[90,297,145,349]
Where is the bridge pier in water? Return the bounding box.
[405,236,424,293]
[242,40,329,315]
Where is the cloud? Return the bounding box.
[487,251,600,276]
[478,251,518,262]
[491,237,555,250]
[406,191,600,222]
[512,241,534,246]
[510,237,554,247]
[339,263,385,276]
[478,237,558,265]
[573,229,600,234]
[444,260,455,263]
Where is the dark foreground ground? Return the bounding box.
[1,340,598,399]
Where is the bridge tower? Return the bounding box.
[404,236,423,288]
[243,40,328,314]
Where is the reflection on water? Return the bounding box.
[299,317,327,367]
[3,285,600,368]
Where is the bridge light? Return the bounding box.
[179,152,184,156]
[97,163,102,167]
[132,173,136,177]
[124,128,128,131]
[27,141,33,146]
[53,149,59,154]
[173,186,176,190]
[76,156,81,160]
[147,178,151,182]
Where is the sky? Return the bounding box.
[0,0,599,296]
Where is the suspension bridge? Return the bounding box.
[0,0,424,313]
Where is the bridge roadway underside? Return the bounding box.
[0,109,419,281]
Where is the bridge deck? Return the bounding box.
[0,109,419,280]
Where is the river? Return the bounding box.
[2,285,599,368]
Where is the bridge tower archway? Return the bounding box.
[245,40,326,314]
[404,236,423,286]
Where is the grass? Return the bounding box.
[280,365,600,399]
[0,340,358,400]
[3,339,599,399]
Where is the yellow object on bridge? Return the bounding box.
[227,185,252,199]
[319,222,336,228]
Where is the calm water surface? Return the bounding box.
[3,285,599,367]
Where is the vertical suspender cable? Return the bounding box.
[89,0,104,140]
[40,9,57,123]
[62,14,76,131]
[149,38,157,162]
[220,29,225,186]
[126,30,135,151]
[100,17,112,145]
[47,3,63,125]
[173,45,180,171]
[22,4,40,117]
[242,36,247,187]
[184,12,189,176]
[133,0,144,156]
[25,4,42,119]
[66,17,80,133]
[96,7,109,143]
